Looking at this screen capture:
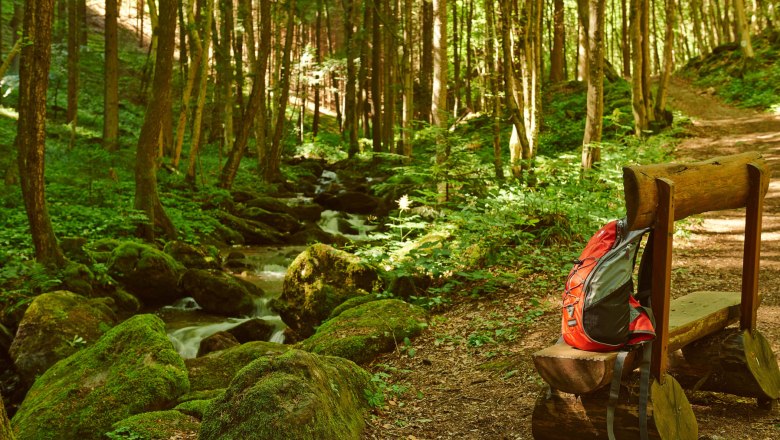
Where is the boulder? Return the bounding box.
[163,241,221,270]
[289,203,325,222]
[213,223,245,246]
[245,197,294,214]
[107,242,185,306]
[174,389,224,419]
[287,223,344,246]
[300,299,427,365]
[0,390,14,440]
[199,349,372,440]
[11,314,190,440]
[326,294,380,320]
[315,191,379,214]
[241,207,303,234]
[226,318,275,343]
[108,410,200,440]
[216,211,284,245]
[197,331,240,357]
[275,244,378,339]
[85,238,122,264]
[186,341,290,392]
[178,269,257,317]
[9,290,116,383]
[60,262,95,297]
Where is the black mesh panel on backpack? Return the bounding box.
[583,280,633,345]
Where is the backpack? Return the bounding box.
[562,218,655,351]
[561,218,656,440]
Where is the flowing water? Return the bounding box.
[163,246,306,359]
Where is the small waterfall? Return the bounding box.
[318,210,377,241]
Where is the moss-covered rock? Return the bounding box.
[163,241,221,270]
[326,294,380,320]
[178,269,257,317]
[289,203,325,223]
[216,211,284,245]
[0,390,14,440]
[186,341,290,392]
[275,244,378,339]
[107,242,185,306]
[60,261,95,297]
[286,223,344,246]
[59,236,93,265]
[197,331,240,357]
[11,314,190,440]
[199,349,373,440]
[241,207,303,233]
[244,196,294,214]
[9,290,116,383]
[85,238,123,264]
[300,299,427,364]
[108,410,200,439]
[174,397,215,419]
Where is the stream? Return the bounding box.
[162,170,378,359]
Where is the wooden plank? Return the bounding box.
[533,291,743,394]
[741,163,766,331]
[623,152,769,231]
[651,178,675,382]
[667,291,742,352]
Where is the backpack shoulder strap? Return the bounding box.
[636,229,654,307]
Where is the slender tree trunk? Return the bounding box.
[78,0,86,44]
[691,0,708,56]
[16,0,66,267]
[484,0,503,179]
[499,0,529,179]
[577,0,589,81]
[550,0,565,82]
[655,0,675,116]
[431,0,447,128]
[342,0,359,156]
[253,0,272,174]
[371,0,383,152]
[621,0,630,76]
[630,0,653,135]
[264,0,296,182]
[134,0,177,241]
[452,0,461,117]
[219,0,235,151]
[172,0,202,168]
[220,0,271,189]
[420,0,433,123]
[383,0,397,153]
[324,2,343,129]
[312,0,323,137]
[358,3,371,139]
[186,0,214,185]
[651,0,661,72]
[104,0,119,152]
[734,0,755,58]
[401,0,414,157]
[465,0,474,110]
[66,0,79,126]
[582,0,605,169]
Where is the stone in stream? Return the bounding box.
[199,349,374,440]
[196,331,240,357]
[11,314,190,440]
[9,290,116,383]
[314,191,379,215]
[177,269,259,317]
[300,299,427,365]
[107,242,185,306]
[273,244,379,340]
[216,211,284,245]
[226,317,275,343]
[244,196,295,214]
[240,207,303,234]
[163,240,221,270]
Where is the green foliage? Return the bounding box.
[683,31,780,110]
[364,372,410,409]
[105,427,144,440]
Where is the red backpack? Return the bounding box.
[562,219,655,351]
[561,219,656,440]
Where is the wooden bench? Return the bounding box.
[531,152,779,440]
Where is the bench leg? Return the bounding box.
[670,328,780,401]
[531,373,697,440]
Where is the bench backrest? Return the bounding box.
[621,151,770,380]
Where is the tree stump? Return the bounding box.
[531,373,697,440]
[670,328,780,406]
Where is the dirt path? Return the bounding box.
[362,79,780,440]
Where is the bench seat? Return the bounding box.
[533,291,745,394]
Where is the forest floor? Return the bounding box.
[362,78,780,440]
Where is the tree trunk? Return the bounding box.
[342,0,359,157]
[691,0,708,56]
[104,0,119,152]
[654,0,675,117]
[499,0,529,179]
[419,0,433,123]
[185,0,214,185]
[383,0,396,153]
[253,0,272,175]
[621,0,630,76]
[371,0,383,152]
[219,0,235,151]
[630,0,652,136]
[219,0,272,190]
[16,0,66,268]
[401,0,414,157]
[582,0,605,170]
[312,0,323,137]
[172,0,202,168]
[264,0,296,182]
[484,0,503,179]
[432,0,447,128]
[550,0,565,82]
[734,0,755,58]
[465,0,474,110]
[452,0,461,117]
[134,0,177,241]
[66,0,79,127]
[358,3,371,139]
